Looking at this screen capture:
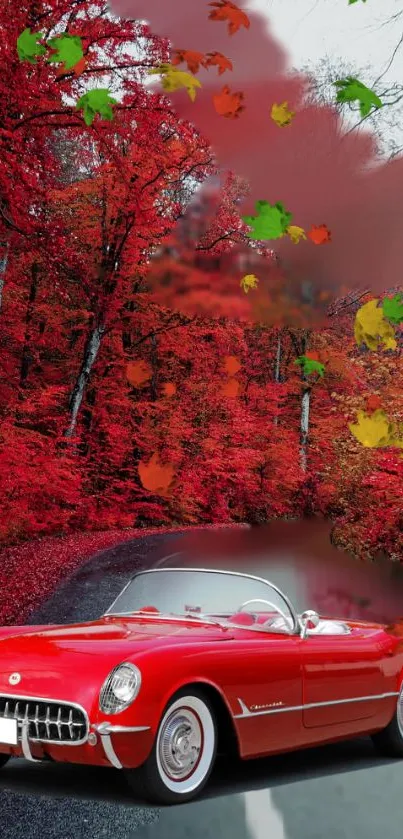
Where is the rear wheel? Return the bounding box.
[372,683,403,757]
[0,755,10,768]
[125,689,217,805]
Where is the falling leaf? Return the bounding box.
[148,64,202,101]
[286,225,306,244]
[222,378,240,397]
[240,273,259,293]
[171,49,207,74]
[295,355,325,377]
[270,101,295,127]
[208,1,250,35]
[349,409,398,448]
[307,224,331,245]
[138,453,175,494]
[224,355,241,375]
[17,28,46,63]
[205,51,233,75]
[213,85,244,118]
[162,382,177,397]
[76,89,117,126]
[242,200,292,241]
[366,394,383,413]
[382,293,403,325]
[354,299,397,351]
[305,351,320,361]
[334,77,382,118]
[348,0,367,5]
[126,360,152,387]
[47,33,84,71]
[72,56,87,76]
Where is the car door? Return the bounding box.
[301,625,385,728]
[229,629,304,757]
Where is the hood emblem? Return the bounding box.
[9,673,21,685]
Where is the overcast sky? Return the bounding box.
[253,0,402,85]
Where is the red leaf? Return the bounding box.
[171,49,207,74]
[138,453,175,494]
[205,51,233,75]
[208,1,250,35]
[213,85,245,118]
[307,224,332,245]
[126,360,152,387]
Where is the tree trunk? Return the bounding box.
[273,328,282,427]
[64,324,105,438]
[299,331,310,472]
[0,241,9,313]
[19,261,39,389]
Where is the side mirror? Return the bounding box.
[300,610,320,639]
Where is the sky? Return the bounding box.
[253,0,402,85]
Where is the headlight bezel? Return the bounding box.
[99,662,142,714]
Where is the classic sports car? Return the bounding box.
[0,565,403,805]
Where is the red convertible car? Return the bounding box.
[0,566,403,805]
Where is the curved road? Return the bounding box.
[0,532,402,839]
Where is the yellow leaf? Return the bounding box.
[270,101,295,127]
[349,409,397,448]
[148,63,202,101]
[354,299,397,351]
[240,273,259,293]
[286,225,306,244]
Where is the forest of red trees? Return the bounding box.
[1,0,403,562]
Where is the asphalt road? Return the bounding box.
[0,531,402,839]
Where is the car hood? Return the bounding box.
[0,618,232,701]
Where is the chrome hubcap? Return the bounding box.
[158,709,202,780]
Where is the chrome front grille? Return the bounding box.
[0,695,88,744]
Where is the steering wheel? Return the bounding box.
[236,598,293,631]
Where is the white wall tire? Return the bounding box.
[125,688,217,805]
[372,680,403,757]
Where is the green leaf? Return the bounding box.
[334,77,382,118]
[348,0,367,4]
[76,89,118,126]
[242,200,292,241]
[295,356,325,377]
[382,293,403,325]
[17,28,46,64]
[47,34,84,71]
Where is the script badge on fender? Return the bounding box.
[9,673,21,685]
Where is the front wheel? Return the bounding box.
[372,683,403,757]
[125,689,217,805]
[0,755,10,769]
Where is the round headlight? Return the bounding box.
[99,662,141,714]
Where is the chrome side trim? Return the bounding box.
[0,691,89,745]
[234,692,399,719]
[104,567,299,635]
[94,722,151,734]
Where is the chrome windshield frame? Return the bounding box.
[103,567,299,635]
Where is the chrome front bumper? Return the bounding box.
[0,691,150,770]
[92,722,151,769]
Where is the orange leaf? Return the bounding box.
[366,394,383,413]
[213,85,245,118]
[224,355,241,375]
[208,1,250,35]
[307,224,332,245]
[205,51,233,75]
[126,360,152,387]
[171,49,207,74]
[73,56,87,76]
[138,453,175,494]
[222,378,240,397]
[162,382,177,397]
[305,351,319,361]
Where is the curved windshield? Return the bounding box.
[104,568,297,633]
